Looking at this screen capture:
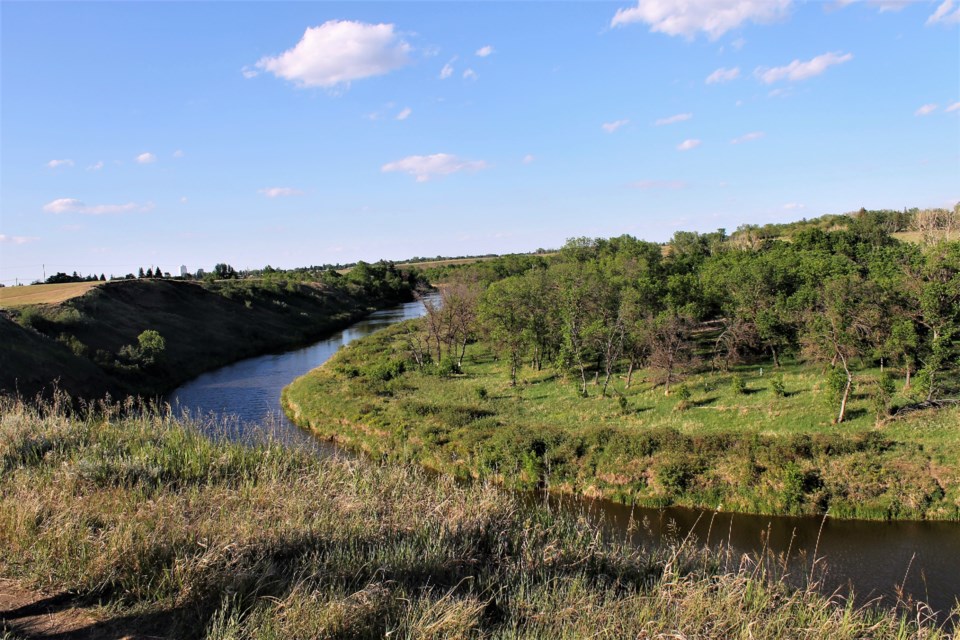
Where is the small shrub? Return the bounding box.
[618,394,629,414]
[674,384,692,411]
[731,374,746,395]
[873,371,896,418]
[771,372,786,397]
[475,386,489,401]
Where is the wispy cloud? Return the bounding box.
[173,149,185,158]
[136,152,157,164]
[945,102,960,113]
[783,202,806,210]
[706,66,740,84]
[677,139,702,151]
[756,51,853,83]
[475,45,494,57]
[731,131,765,144]
[439,57,456,79]
[0,234,39,245]
[654,113,692,126]
[255,20,412,89]
[87,161,104,171]
[523,154,535,164]
[381,153,487,182]
[47,159,74,169]
[611,0,791,39]
[927,0,960,25]
[915,103,938,116]
[630,180,687,190]
[463,68,478,80]
[602,119,629,133]
[43,198,152,215]
[396,107,412,121]
[258,187,303,198]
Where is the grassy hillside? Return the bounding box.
[283,321,960,521]
[1,397,952,638]
[1,277,417,400]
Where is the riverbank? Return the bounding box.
[282,321,960,521]
[1,273,421,401]
[1,397,953,638]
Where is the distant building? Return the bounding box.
[196,268,205,278]
[180,265,188,277]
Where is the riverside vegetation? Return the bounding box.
[0,261,424,400]
[284,208,960,520]
[1,396,955,638]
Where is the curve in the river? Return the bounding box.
[169,297,960,619]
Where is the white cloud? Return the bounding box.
[523,154,535,164]
[0,234,38,245]
[255,20,412,89]
[463,68,478,80]
[756,51,853,83]
[173,149,184,158]
[439,57,456,79]
[611,0,791,40]
[835,0,910,11]
[677,139,701,151]
[241,66,259,79]
[630,180,687,189]
[180,197,189,204]
[915,103,938,116]
[731,131,765,144]
[43,198,151,215]
[258,187,303,198]
[136,152,157,164]
[783,202,806,210]
[706,66,740,84]
[945,102,960,112]
[927,0,960,25]
[87,161,104,171]
[654,112,692,126]
[731,37,746,49]
[47,159,74,169]
[475,45,494,57]
[396,107,412,121]
[602,119,630,133]
[381,153,487,182]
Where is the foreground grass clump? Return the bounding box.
[283,322,960,521]
[1,396,954,638]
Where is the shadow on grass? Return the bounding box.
[690,396,719,408]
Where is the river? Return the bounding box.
[169,297,960,619]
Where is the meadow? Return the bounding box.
[0,282,101,308]
[1,395,954,638]
[283,321,960,521]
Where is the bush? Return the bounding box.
[674,384,692,411]
[475,386,489,401]
[771,373,786,397]
[731,374,746,395]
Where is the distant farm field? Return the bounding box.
[0,282,101,308]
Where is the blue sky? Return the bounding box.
[1,1,958,283]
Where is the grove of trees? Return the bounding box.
[412,208,959,424]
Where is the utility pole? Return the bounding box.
[42,264,45,281]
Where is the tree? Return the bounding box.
[801,275,883,423]
[647,312,697,396]
[138,267,145,279]
[479,277,530,386]
[214,263,238,280]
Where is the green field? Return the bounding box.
[1,396,952,638]
[283,321,960,521]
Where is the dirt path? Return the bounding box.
[0,579,160,640]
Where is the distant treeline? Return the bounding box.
[416,206,960,423]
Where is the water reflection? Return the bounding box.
[167,297,431,451]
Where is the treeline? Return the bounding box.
[413,208,959,424]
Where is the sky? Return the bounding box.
[1,0,958,284]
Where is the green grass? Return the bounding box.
[1,395,954,638]
[283,321,960,521]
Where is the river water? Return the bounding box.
[169,297,960,619]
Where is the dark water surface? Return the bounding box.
[169,297,960,619]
